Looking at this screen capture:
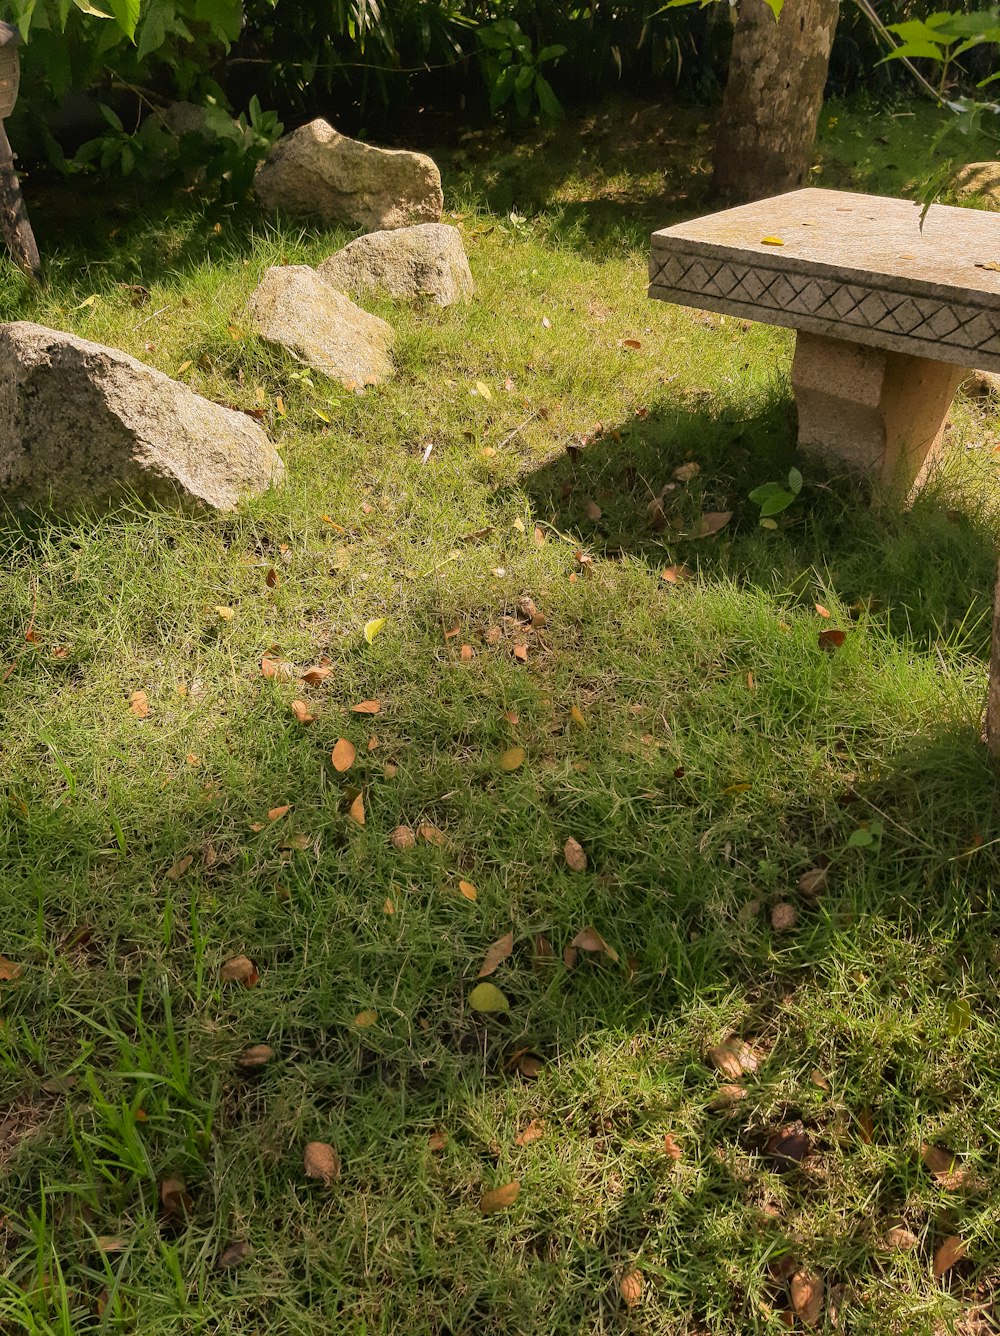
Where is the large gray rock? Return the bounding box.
[318,223,473,306]
[247,265,394,387]
[253,119,443,231]
[952,161,1000,206]
[0,322,284,512]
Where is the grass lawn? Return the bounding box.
[3,95,1000,1334]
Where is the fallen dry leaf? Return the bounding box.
[673,461,700,482]
[692,510,732,538]
[220,955,259,987]
[818,628,847,652]
[268,804,291,822]
[291,700,315,724]
[129,690,150,719]
[513,644,529,663]
[348,793,365,826]
[304,1141,340,1185]
[332,739,356,772]
[707,1039,758,1079]
[766,1121,811,1170]
[534,933,555,961]
[354,1009,377,1028]
[885,1222,919,1251]
[570,926,619,963]
[299,665,332,685]
[428,1130,447,1152]
[351,699,381,714]
[570,704,587,728]
[478,931,515,978]
[459,880,478,901]
[815,603,831,618]
[563,944,579,969]
[165,854,193,881]
[95,1236,128,1254]
[238,1044,276,1070]
[515,1118,545,1146]
[468,981,509,1012]
[585,499,602,521]
[663,1133,682,1161]
[460,644,474,661]
[933,1234,967,1278]
[770,902,797,932]
[383,897,395,914]
[0,956,23,982]
[662,564,694,584]
[265,567,278,589]
[619,1268,644,1307]
[563,837,587,872]
[391,825,416,850]
[798,867,828,896]
[480,1181,520,1214]
[790,1269,824,1329]
[708,1083,747,1111]
[214,605,234,621]
[921,1142,971,1190]
[217,1240,251,1269]
[160,1178,193,1217]
[261,654,294,680]
[417,823,446,846]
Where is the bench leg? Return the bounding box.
[790,331,967,494]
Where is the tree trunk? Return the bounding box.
[713,0,840,205]
[0,120,40,279]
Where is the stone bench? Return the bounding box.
[649,186,1000,493]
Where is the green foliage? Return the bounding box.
[749,466,803,525]
[478,17,565,118]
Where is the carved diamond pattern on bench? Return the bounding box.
[650,251,1000,358]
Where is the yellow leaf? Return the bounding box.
[459,880,478,901]
[364,618,386,644]
[480,1180,520,1213]
[469,981,509,1012]
[570,704,587,728]
[214,605,234,620]
[761,236,785,246]
[354,1009,377,1028]
[177,360,193,375]
[474,380,492,400]
[74,294,98,310]
[500,745,526,771]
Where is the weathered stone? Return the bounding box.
[952,161,1000,207]
[963,368,1000,396]
[253,119,442,231]
[247,265,393,387]
[318,223,473,306]
[0,322,284,512]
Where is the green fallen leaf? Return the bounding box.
[947,997,972,1036]
[469,982,509,1013]
[364,618,386,644]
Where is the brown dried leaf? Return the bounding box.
[563,837,587,872]
[790,1269,824,1329]
[770,902,797,932]
[95,1236,128,1254]
[217,1240,251,1269]
[0,956,23,982]
[261,654,295,680]
[351,699,381,714]
[129,690,150,718]
[348,792,365,826]
[165,854,193,881]
[662,564,694,584]
[268,804,291,822]
[933,1234,967,1278]
[459,643,474,661]
[220,955,259,987]
[478,931,514,978]
[692,510,732,538]
[160,1177,193,1217]
[818,628,847,652]
[332,739,356,772]
[458,880,478,901]
[304,1140,340,1185]
[354,1009,377,1028]
[480,1181,520,1214]
[513,644,529,663]
[921,1142,970,1189]
[417,823,446,846]
[585,499,602,521]
[673,461,700,482]
[391,825,416,850]
[798,867,828,896]
[707,1039,758,1079]
[534,933,555,961]
[708,1083,747,1111]
[885,1222,919,1251]
[291,699,315,723]
[619,1268,644,1307]
[663,1133,682,1161]
[570,925,619,963]
[563,944,579,969]
[515,1118,545,1146]
[299,665,332,685]
[428,1130,447,1152]
[766,1121,811,1169]
[238,1043,275,1070]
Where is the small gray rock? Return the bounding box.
[0,322,284,512]
[247,265,394,387]
[253,119,443,231]
[318,223,473,306]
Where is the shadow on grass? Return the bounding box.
[520,390,998,660]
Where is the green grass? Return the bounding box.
[3,94,1000,1334]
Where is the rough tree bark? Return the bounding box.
[713,0,840,204]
